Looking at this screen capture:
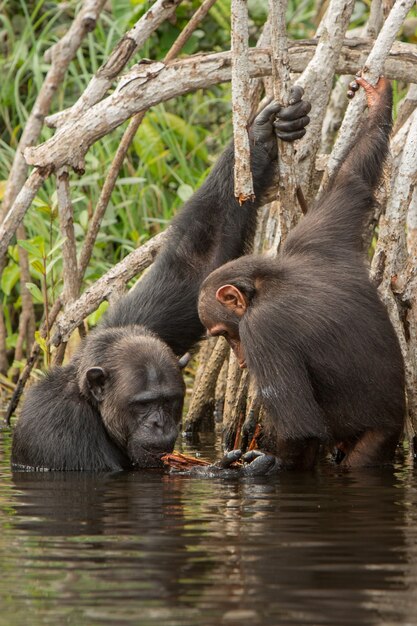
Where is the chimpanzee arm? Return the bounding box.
[104,92,311,355]
[284,77,392,258]
[102,141,273,354]
[241,308,328,446]
[328,77,392,194]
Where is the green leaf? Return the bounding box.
[47,237,67,257]
[34,331,48,355]
[17,239,43,259]
[1,264,20,296]
[45,257,61,275]
[78,210,89,231]
[25,282,44,304]
[177,184,194,203]
[30,259,45,275]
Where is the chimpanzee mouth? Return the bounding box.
[129,444,170,469]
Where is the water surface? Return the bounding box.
[1,429,417,625]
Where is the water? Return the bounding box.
[1,428,417,626]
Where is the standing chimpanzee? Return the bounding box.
[198,77,405,473]
[11,90,311,471]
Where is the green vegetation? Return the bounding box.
[0,0,378,373]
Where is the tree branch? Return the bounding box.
[231,0,254,203]
[45,0,184,130]
[323,0,415,184]
[24,39,417,173]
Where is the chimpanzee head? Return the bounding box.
[77,326,186,468]
[198,256,265,369]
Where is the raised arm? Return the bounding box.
[103,89,311,354]
[284,76,392,259]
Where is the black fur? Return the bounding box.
[12,95,311,472]
[12,130,276,470]
[199,80,405,469]
[102,140,275,355]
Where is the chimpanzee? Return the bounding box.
[11,89,311,471]
[198,76,406,473]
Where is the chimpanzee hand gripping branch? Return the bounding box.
[11,88,311,471]
[199,77,406,475]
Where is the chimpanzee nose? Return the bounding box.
[148,412,165,431]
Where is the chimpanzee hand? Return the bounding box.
[347,73,391,111]
[252,86,311,158]
[239,450,282,475]
[174,449,281,478]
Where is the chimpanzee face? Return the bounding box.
[84,334,185,468]
[198,283,248,369]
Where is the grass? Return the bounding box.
[0,0,379,372]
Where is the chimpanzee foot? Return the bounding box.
[347,73,390,109]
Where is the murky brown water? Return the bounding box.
[1,428,417,626]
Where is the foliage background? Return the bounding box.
[0,0,413,376]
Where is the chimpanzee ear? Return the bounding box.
[178,352,192,369]
[86,367,108,403]
[215,284,248,315]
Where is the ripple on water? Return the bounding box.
[1,431,417,625]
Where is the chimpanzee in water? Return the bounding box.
[11,89,311,471]
[198,76,406,474]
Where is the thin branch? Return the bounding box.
[231,0,254,203]
[1,0,106,222]
[11,225,36,379]
[222,354,243,447]
[320,0,384,154]
[5,299,62,425]
[269,0,299,242]
[46,0,184,129]
[56,169,79,305]
[164,0,218,62]
[0,169,49,274]
[78,0,219,280]
[296,0,355,195]
[184,338,229,433]
[323,0,415,184]
[372,109,417,439]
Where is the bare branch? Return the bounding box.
[184,338,229,433]
[268,0,299,241]
[46,0,184,129]
[296,0,355,195]
[323,0,415,183]
[1,0,106,222]
[231,0,254,203]
[56,169,79,305]
[165,0,218,62]
[372,108,417,438]
[24,38,417,173]
[78,0,219,280]
[0,169,49,274]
